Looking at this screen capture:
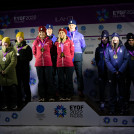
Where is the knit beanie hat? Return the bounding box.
[46,24,53,30]
[68,19,76,25]
[16,32,24,39]
[126,33,134,40]
[58,28,67,35]
[101,30,109,38]
[111,32,120,38]
[2,37,10,45]
[38,26,46,33]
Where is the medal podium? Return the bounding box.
[0,96,134,126]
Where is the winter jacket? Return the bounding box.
[125,42,134,77]
[54,37,74,67]
[47,34,57,44]
[14,40,33,71]
[0,45,17,86]
[66,27,86,61]
[32,36,53,66]
[105,41,128,74]
[95,43,109,76]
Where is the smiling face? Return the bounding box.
[38,31,46,39]
[46,28,53,36]
[17,36,23,43]
[59,31,66,39]
[2,42,9,48]
[112,37,119,44]
[68,24,76,32]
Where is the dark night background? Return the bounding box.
[0,0,134,11]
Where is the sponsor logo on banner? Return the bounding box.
[55,16,73,23]
[96,9,109,22]
[113,10,134,18]
[0,15,10,28]
[54,105,67,118]
[70,105,84,118]
[14,15,36,23]
[80,26,86,35]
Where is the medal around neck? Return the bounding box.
[113,54,118,59]
[2,57,6,61]
[41,48,44,52]
[17,53,20,56]
[60,52,65,57]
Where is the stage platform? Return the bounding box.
[0,96,134,126]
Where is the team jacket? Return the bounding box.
[54,37,74,67]
[32,36,53,66]
[95,43,109,76]
[105,41,128,74]
[66,27,86,61]
[125,42,134,77]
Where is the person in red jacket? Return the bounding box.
[32,26,56,102]
[55,28,74,101]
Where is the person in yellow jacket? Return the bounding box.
[0,37,18,110]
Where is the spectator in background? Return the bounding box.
[124,33,134,112]
[66,19,86,97]
[14,32,33,107]
[95,30,110,110]
[0,37,18,110]
[0,35,3,50]
[32,26,56,102]
[105,33,128,115]
[54,28,74,101]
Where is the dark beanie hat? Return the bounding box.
[111,32,120,38]
[101,30,109,38]
[126,33,134,40]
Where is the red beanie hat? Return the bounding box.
[38,26,46,33]
[58,28,67,35]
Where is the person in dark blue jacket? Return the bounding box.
[66,19,86,97]
[95,30,110,110]
[124,33,134,110]
[46,24,58,99]
[105,33,128,115]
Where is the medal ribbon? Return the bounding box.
[60,43,64,52]
[128,50,134,56]
[2,50,9,58]
[39,39,46,48]
[102,43,109,56]
[114,47,120,55]
[17,46,24,52]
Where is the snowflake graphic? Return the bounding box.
[96,9,109,22]
[54,105,67,118]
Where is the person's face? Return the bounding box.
[2,42,9,48]
[68,24,76,32]
[128,39,134,46]
[112,37,119,44]
[38,31,46,39]
[17,36,23,43]
[101,37,108,44]
[46,28,53,36]
[59,31,66,39]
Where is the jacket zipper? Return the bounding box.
[42,52,44,66]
